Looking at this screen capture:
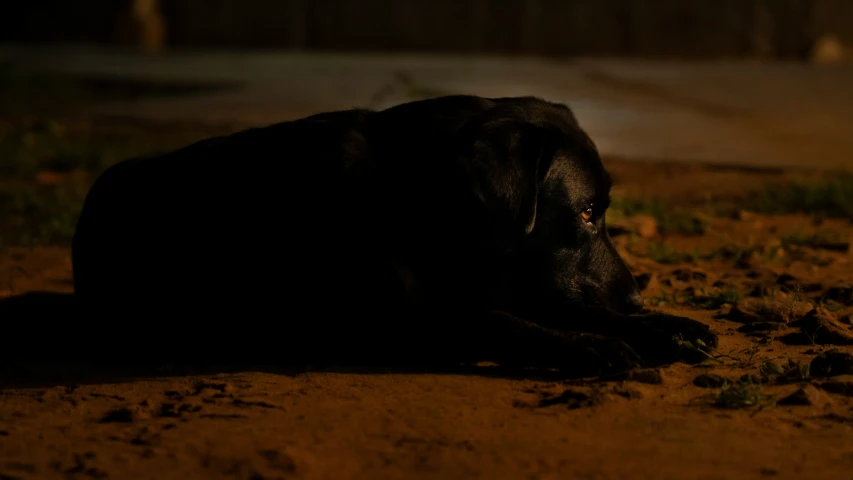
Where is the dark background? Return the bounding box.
[1,0,851,59]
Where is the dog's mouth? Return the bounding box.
[579,285,609,310]
[500,274,643,319]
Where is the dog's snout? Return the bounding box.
[625,292,644,313]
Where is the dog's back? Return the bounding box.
[68,96,527,360]
[71,110,387,341]
[72,98,505,312]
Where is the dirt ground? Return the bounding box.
[2,153,853,479]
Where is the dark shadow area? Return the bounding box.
[0,292,644,390]
[1,359,603,391]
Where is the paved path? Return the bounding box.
[3,45,852,170]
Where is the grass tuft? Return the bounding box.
[644,241,692,264]
[610,196,706,235]
[780,230,849,251]
[684,286,741,310]
[713,380,765,409]
[744,173,853,220]
[0,184,88,249]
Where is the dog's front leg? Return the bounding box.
[423,309,643,377]
[533,306,718,366]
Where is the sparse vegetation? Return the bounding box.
[2,122,131,180]
[753,288,809,324]
[803,324,824,346]
[0,184,88,249]
[812,295,846,313]
[676,336,764,369]
[684,286,741,310]
[609,196,707,235]
[0,118,224,181]
[647,285,741,311]
[0,121,233,249]
[718,346,761,368]
[712,380,766,409]
[0,127,210,250]
[775,359,811,383]
[781,230,849,251]
[0,64,243,249]
[644,241,692,264]
[645,289,680,307]
[744,173,853,220]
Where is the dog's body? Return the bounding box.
[58,95,716,375]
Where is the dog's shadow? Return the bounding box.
[3,361,601,390]
[1,291,606,389]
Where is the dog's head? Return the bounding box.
[455,96,643,316]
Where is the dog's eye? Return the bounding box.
[581,205,594,223]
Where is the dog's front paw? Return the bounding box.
[558,332,643,377]
[625,313,718,365]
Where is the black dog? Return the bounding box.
[6,95,717,377]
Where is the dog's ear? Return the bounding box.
[455,118,563,252]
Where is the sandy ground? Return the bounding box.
[2,159,853,480]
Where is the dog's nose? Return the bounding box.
[625,292,645,313]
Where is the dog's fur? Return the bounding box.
[4,95,717,377]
